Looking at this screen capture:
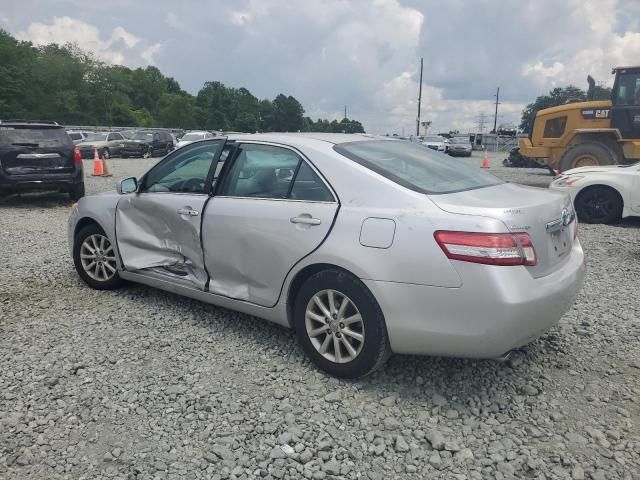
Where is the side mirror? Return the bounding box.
[117,177,138,194]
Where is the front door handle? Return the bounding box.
[177,208,199,216]
[290,216,321,226]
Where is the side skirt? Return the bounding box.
[119,271,289,327]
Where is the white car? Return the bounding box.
[176,131,215,148]
[549,162,640,223]
[421,135,447,152]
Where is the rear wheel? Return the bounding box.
[73,224,122,290]
[294,269,391,378]
[69,183,85,201]
[101,147,110,160]
[559,142,616,172]
[575,186,622,224]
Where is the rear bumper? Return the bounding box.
[364,240,585,358]
[0,168,83,192]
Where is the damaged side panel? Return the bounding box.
[115,194,209,289]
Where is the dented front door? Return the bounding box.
[115,140,225,289]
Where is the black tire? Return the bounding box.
[69,183,85,201]
[73,224,123,290]
[293,269,391,378]
[101,147,110,160]
[574,186,622,224]
[559,142,616,172]
[121,154,128,159]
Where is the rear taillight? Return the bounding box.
[73,146,82,164]
[434,231,537,266]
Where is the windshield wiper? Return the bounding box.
[12,142,39,147]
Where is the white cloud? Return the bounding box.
[16,16,159,67]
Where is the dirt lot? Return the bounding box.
[1,151,639,480]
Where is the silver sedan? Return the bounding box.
[68,133,585,378]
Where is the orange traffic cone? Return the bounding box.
[101,152,112,177]
[92,147,103,176]
[481,149,490,169]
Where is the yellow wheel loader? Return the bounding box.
[519,66,640,172]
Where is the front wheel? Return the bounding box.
[73,224,122,290]
[574,186,622,224]
[294,269,391,378]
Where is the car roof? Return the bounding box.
[226,132,386,148]
[0,120,62,128]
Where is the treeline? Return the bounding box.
[520,84,611,132]
[0,30,365,133]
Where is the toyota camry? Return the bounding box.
[68,133,585,378]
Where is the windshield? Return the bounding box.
[452,137,470,144]
[133,132,153,141]
[84,133,108,142]
[424,136,443,142]
[335,140,503,194]
[181,132,205,141]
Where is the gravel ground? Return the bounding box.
[1,152,639,480]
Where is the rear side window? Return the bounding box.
[290,162,334,202]
[335,140,502,194]
[68,133,83,140]
[0,127,72,148]
[543,117,567,138]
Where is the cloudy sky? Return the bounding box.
[2,0,640,134]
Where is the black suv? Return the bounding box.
[120,130,174,158]
[0,120,85,200]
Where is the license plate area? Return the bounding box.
[549,228,570,258]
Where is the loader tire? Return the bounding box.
[559,142,617,172]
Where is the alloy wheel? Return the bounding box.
[305,289,365,364]
[80,234,117,282]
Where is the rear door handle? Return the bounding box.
[290,216,321,225]
[177,208,199,216]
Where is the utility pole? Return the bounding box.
[416,57,423,136]
[493,87,500,134]
[344,104,347,120]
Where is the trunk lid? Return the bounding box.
[0,126,75,175]
[429,183,576,278]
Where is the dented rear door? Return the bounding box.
[115,140,225,289]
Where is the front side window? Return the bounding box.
[335,140,502,194]
[142,141,221,194]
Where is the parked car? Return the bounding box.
[421,135,447,152]
[69,133,585,378]
[67,131,91,145]
[176,131,216,148]
[0,120,84,200]
[448,137,473,157]
[497,124,518,136]
[550,162,640,223]
[77,132,125,159]
[120,130,174,158]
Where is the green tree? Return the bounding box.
[272,94,304,131]
[156,93,197,129]
[520,85,586,132]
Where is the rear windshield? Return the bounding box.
[0,127,72,148]
[335,140,503,194]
